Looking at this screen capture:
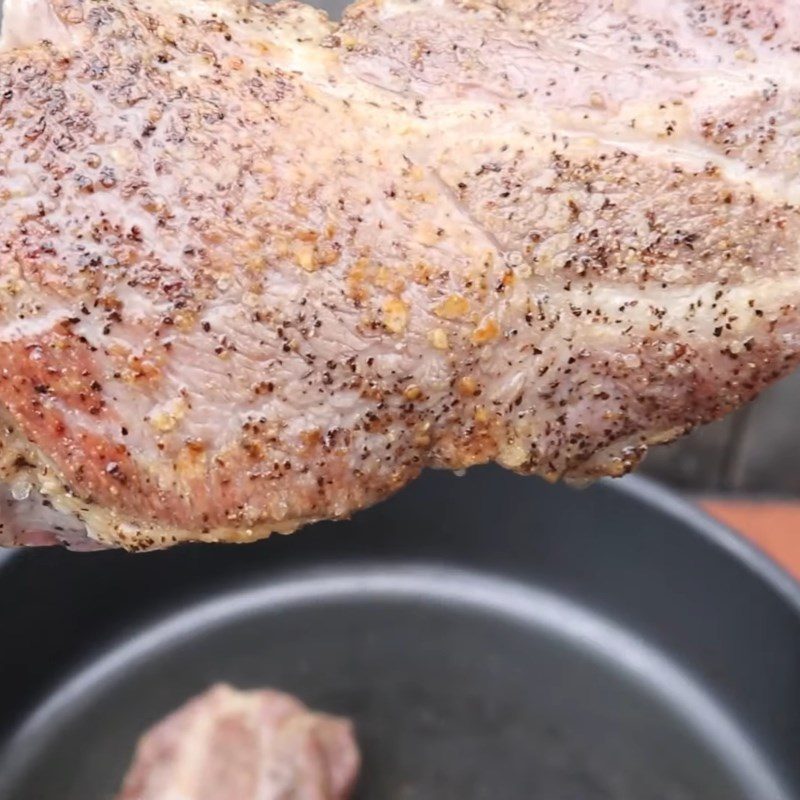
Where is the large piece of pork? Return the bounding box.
[0,0,798,548]
[116,685,360,800]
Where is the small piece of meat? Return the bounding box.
[115,685,360,800]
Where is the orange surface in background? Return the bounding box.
[701,500,800,582]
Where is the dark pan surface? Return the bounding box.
[0,469,799,799]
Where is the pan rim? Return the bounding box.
[0,561,793,800]
[610,475,800,612]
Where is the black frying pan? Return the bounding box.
[0,469,798,799]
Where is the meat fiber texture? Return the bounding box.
[0,0,798,548]
[115,685,360,800]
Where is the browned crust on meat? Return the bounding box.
[0,0,799,547]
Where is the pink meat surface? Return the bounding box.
[116,685,360,800]
[0,0,798,548]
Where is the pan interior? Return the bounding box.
[0,563,786,800]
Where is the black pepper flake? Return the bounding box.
[105,462,126,483]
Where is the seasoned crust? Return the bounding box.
[0,0,798,547]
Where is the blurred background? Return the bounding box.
[641,371,800,581]
[643,371,800,496]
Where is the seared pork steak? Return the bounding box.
[116,685,360,800]
[0,0,798,548]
